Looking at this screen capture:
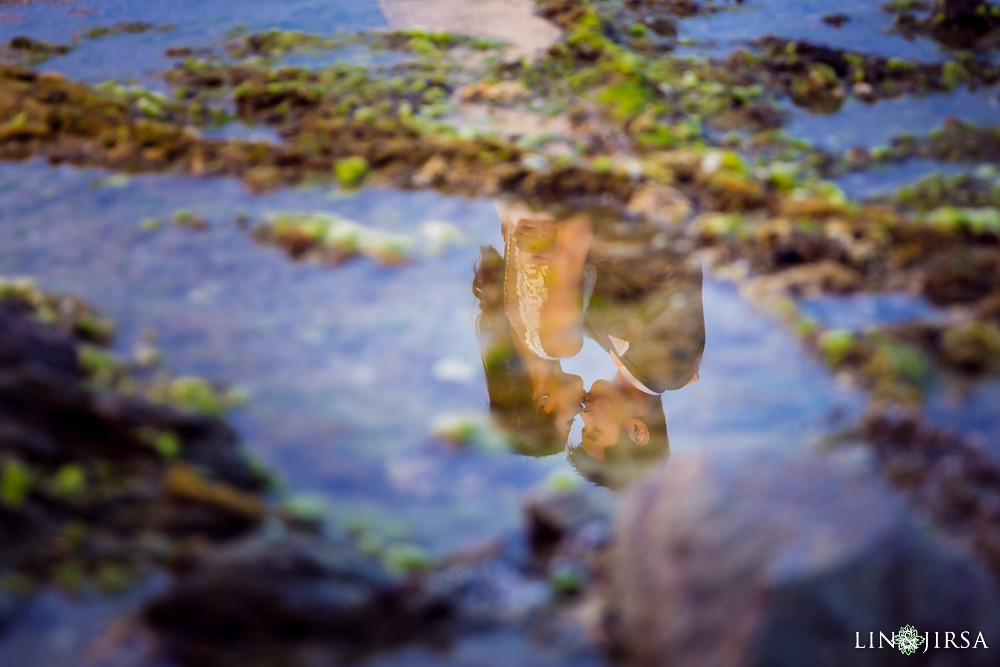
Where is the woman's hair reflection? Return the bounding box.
[474,245,568,455]
[472,204,591,456]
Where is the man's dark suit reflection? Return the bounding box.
[571,251,705,487]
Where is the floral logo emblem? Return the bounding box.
[896,625,925,655]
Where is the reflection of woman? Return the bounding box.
[473,203,593,455]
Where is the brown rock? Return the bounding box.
[610,450,1000,666]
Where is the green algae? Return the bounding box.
[383,544,432,574]
[548,563,583,597]
[254,212,415,264]
[0,459,33,510]
[738,36,1000,109]
[46,465,87,502]
[279,493,330,526]
[225,27,500,60]
[0,277,115,345]
[3,36,71,66]
[152,376,242,418]
[81,22,167,40]
[333,156,370,187]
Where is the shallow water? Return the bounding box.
[0,158,865,663]
[834,158,967,200]
[797,291,949,332]
[0,160,862,540]
[677,0,961,60]
[0,0,386,83]
[785,88,1000,151]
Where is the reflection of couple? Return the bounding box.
[375,0,704,484]
[474,202,705,485]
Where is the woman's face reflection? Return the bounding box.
[533,371,585,441]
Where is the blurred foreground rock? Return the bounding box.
[610,450,1000,666]
[146,534,445,658]
[0,291,268,625]
[146,486,614,665]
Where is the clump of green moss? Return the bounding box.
[0,458,33,510]
[0,276,115,344]
[254,212,413,265]
[172,208,208,229]
[548,563,583,597]
[225,27,499,60]
[939,320,1000,372]
[4,36,71,66]
[150,376,239,417]
[334,156,370,187]
[925,205,1000,235]
[279,493,329,527]
[792,322,928,403]
[740,36,1000,108]
[82,22,163,40]
[891,170,1000,213]
[383,544,432,574]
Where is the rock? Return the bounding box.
[0,306,78,376]
[610,450,1000,666]
[458,80,529,104]
[0,293,268,615]
[626,185,692,228]
[145,532,554,665]
[525,487,613,554]
[147,535,405,641]
[822,13,850,28]
[644,16,678,37]
[852,81,876,102]
[0,590,25,636]
[0,304,262,490]
[146,491,614,663]
[144,532,497,660]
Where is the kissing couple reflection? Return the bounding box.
[473,201,705,488]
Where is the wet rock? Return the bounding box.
[0,288,268,605]
[745,36,1000,106]
[0,325,261,492]
[853,409,1000,575]
[626,185,692,227]
[644,16,678,37]
[146,535,408,642]
[893,0,1000,48]
[145,533,530,664]
[921,246,1000,306]
[4,36,71,64]
[525,487,613,554]
[145,486,614,664]
[822,13,850,27]
[0,590,24,635]
[610,450,1000,666]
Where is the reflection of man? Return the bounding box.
[578,254,705,464]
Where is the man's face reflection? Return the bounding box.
[580,378,656,458]
[581,379,620,454]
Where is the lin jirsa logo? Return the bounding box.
[856,625,989,654]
